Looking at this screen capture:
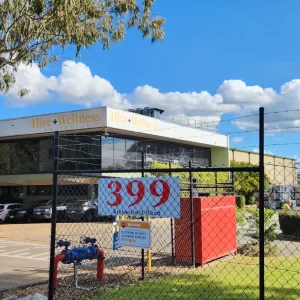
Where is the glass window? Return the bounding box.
[27,186,52,196]
[125,139,139,168]
[145,141,155,163]
[0,186,23,203]
[39,139,53,173]
[101,137,114,168]
[8,204,21,209]
[99,136,212,169]
[57,184,88,197]
[59,134,101,170]
[0,134,211,174]
[0,143,10,175]
[10,140,39,174]
[114,138,126,168]
[194,148,211,167]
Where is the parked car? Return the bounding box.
[6,200,50,223]
[33,197,79,221]
[66,200,98,222]
[0,203,23,222]
[264,185,296,209]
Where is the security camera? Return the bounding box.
[103,129,109,138]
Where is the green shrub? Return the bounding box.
[236,208,246,224]
[236,195,246,208]
[246,207,278,243]
[238,207,278,257]
[279,212,300,236]
[282,203,291,212]
[246,196,256,205]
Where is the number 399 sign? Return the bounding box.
[98,177,180,218]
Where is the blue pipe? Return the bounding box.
[61,245,99,264]
[56,238,99,265]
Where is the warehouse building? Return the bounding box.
[230,149,297,185]
[0,107,229,206]
[0,106,297,206]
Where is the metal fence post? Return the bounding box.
[259,107,265,300]
[215,172,218,196]
[169,161,175,265]
[189,161,195,268]
[48,131,59,300]
[141,151,145,280]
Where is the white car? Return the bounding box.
[0,203,23,222]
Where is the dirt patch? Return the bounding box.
[0,223,51,245]
[0,257,190,300]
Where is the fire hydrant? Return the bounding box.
[53,236,105,289]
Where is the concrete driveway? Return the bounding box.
[0,240,49,291]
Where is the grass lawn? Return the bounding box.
[96,256,300,300]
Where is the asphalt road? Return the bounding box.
[0,240,49,291]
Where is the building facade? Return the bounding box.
[230,149,297,185]
[0,107,230,206]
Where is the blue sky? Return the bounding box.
[1,0,300,161]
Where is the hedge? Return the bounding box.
[246,196,256,205]
[279,212,300,236]
[236,195,245,208]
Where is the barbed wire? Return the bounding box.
[236,142,300,150]
[265,108,300,116]
[110,109,300,134]
[57,140,299,165]
[145,109,300,133]
[58,125,300,144]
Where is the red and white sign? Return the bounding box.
[98,177,180,218]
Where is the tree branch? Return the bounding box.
[0,56,15,68]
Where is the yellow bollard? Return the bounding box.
[146,216,152,271]
[115,216,120,232]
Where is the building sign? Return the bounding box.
[0,108,106,138]
[107,108,159,131]
[31,112,101,129]
[118,220,151,249]
[98,177,180,218]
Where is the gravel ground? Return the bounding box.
[0,219,172,250]
[0,257,191,300]
[2,216,300,299]
[0,219,174,299]
[0,222,51,245]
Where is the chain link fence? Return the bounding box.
[47,113,300,299]
[263,160,300,299]
[51,168,266,300]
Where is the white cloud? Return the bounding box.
[218,80,278,106]
[2,61,300,132]
[4,63,56,106]
[1,61,239,122]
[54,61,130,109]
[128,85,239,118]
[294,155,300,163]
[231,137,243,143]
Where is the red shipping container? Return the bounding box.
[175,196,237,266]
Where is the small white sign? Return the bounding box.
[118,220,151,249]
